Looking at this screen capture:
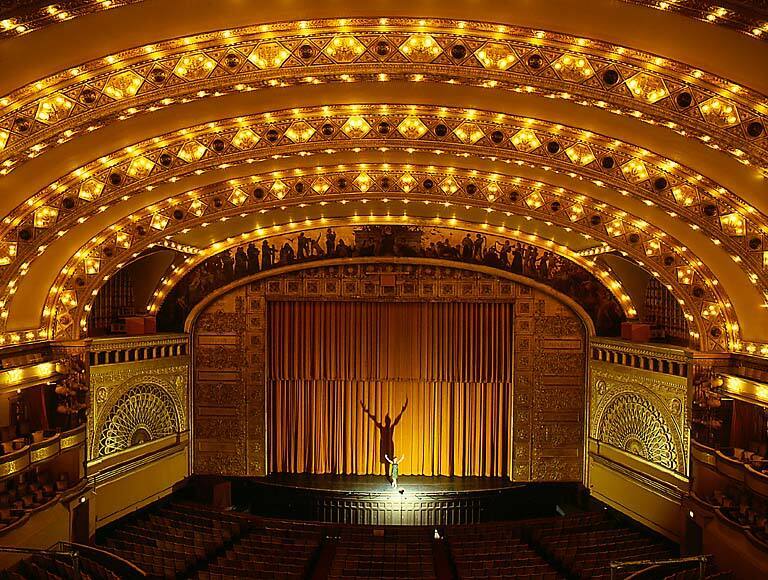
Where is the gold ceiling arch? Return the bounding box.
[0,4,765,358]
[38,164,733,352]
[0,20,765,178]
[1,106,765,322]
[2,1,766,43]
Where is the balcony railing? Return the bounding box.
[0,424,85,480]
[590,337,689,377]
[89,333,188,366]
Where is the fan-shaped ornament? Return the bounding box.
[599,392,677,470]
[98,384,179,457]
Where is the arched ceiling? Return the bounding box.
[0,0,766,355]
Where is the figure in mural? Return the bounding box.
[326,228,337,256]
[261,239,272,270]
[385,454,406,489]
[461,233,474,261]
[497,240,512,268]
[279,242,295,264]
[473,233,485,261]
[297,232,311,260]
[310,233,325,257]
[234,247,248,279]
[511,243,524,274]
[158,225,634,338]
[360,398,408,482]
[247,242,260,275]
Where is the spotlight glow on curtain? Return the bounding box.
[267,301,514,477]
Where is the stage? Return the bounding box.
[219,475,581,526]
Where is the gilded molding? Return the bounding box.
[590,337,691,364]
[0,21,762,175]
[60,424,87,449]
[29,437,60,463]
[89,333,188,353]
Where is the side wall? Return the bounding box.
[191,259,588,482]
[587,339,690,540]
[87,335,191,530]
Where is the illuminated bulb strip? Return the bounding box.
[0,20,764,174]
[0,146,760,340]
[3,161,748,352]
[1,107,760,266]
[41,171,724,348]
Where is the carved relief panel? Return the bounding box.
[89,340,188,462]
[589,359,688,475]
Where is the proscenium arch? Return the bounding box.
[157,220,630,323]
[182,255,598,338]
[44,167,727,348]
[3,106,764,342]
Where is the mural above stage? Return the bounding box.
[158,225,625,335]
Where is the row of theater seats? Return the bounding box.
[20,500,725,580]
[327,527,438,580]
[0,553,120,580]
[709,486,768,542]
[98,502,243,578]
[530,512,674,579]
[447,522,559,579]
[198,519,321,579]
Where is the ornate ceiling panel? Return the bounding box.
[0,7,765,357]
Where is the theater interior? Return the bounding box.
[0,0,767,578]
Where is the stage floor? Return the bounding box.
[261,473,521,494]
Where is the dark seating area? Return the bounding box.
[198,520,321,579]
[529,512,676,579]
[0,499,719,580]
[97,502,244,578]
[447,521,561,579]
[0,552,121,580]
[328,527,437,580]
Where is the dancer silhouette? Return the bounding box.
[360,398,408,481]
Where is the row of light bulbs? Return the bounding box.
[46,174,726,348]
[0,21,765,176]
[4,145,752,352]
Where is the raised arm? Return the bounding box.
[384,454,393,464]
[360,400,382,428]
[392,398,409,427]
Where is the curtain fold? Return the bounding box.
[267,301,514,477]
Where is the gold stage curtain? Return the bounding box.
[267,301,514,477]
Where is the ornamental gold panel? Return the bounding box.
[589,357,689,475]
[191,260,587,482]
[89,353,189,461]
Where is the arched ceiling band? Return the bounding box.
[24,163,740,354]
[2,106,765,331]
[1,21,765,178]
[0,2,765,89]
